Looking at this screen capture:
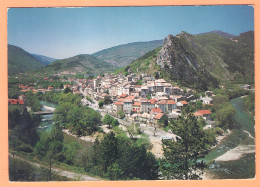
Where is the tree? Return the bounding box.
[216,104,236,130]
[112,119,119,127]
[99,132,118,172]
[63,87,72,94]
[103,114,114,128]
[162,112,210,180]
[34,123,64,181]
[117,111,125,119]
[98,100,104,108]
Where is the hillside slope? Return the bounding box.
[92,40,163,67]
[119,31,254,90]
[32,54,56,66]
[197,30,235,39]
[8,45,43,75]
[37,54,114,76]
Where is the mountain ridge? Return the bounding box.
[31,54,56,66]
[92,39,163,67]
[118,31,254,90]
[8,44,43,75]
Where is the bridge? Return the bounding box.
[33,110,54,115]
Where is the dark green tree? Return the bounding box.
[99,132,118,172]
[63,87,72,94]
[162,112,210,180]
[98,100,104,108]
[112,119,120,127]
[103,114,114,128]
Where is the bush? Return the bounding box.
[214,127,224,135]
[19,143,34,153]
[98,100,104,108]
[117,111,125,119]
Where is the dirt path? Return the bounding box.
[9,153,102,181]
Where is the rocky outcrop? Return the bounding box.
[156,33,200,84]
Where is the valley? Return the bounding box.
[8,30,255,181]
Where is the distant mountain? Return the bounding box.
[119,31,254,91]
[37,54,114,76]
[32,54,56,66]
[197,30,235,39]
[92,40,163,67]
[8,45,43,75]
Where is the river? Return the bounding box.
[37,101,57,132]
[203,97,255,179]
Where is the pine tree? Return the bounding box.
[162,112,210,180]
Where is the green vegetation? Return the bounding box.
[53,93,102,136]
[161,112,215,180]
[24,91,42,112]
[8,44,43,75]
[98,100,104,108]
[115,31,254,91]
[31,54,56,66]
[244,92,255,115]
[85,132,159,180]
[86,95,93,102]
[9,157,71,181]
[9,106,40,150]
[211,87,251,130]
[36,54,114,76]
[117,111,125,119]
[92,40,163,67]
[103,114,114,129]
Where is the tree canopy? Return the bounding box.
[162,112,213,180]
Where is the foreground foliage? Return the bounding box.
[162,112,214,180]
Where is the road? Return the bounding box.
[9,153,102,181]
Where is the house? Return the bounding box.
[194,110,212,120]
[132,102,141,113]
[167,100,177,112]
[150,108,163,115]
[8,99,25,110]
[201,97,214,105]
[141,99,154,113]
[156,100,168,113]
[176,101,188,109]
[153,113,168,124]
[123,96,135,114]
[113,102,123,113]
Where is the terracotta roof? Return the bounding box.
[133,102,141,107]
[124,99,133,103]
[118,98,125,102]
[167,100,176,105]
[194,112,203,117]
[8,99,24,105]
[180,101,188,105]
[154,113,165,120]
[151,108,162,113]
[150,99,158,104]
[158,100,167,105]
[114,102,123,105]
[125,95,135,100]
[120,94,128,98]
[197,110,212,115]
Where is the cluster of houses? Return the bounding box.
[78,73,215,126]
[10,72,217,128]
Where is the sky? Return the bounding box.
[8,5,254,59]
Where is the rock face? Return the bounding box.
[156,33,200,84]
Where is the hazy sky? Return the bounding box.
[8,6,254,59]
